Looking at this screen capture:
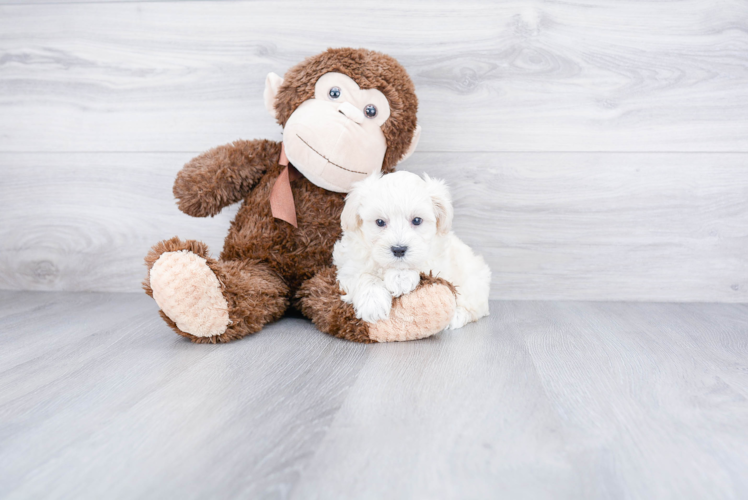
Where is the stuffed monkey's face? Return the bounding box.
[272,73,394,193]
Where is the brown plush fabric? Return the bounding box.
[144,237,289,343]
[296,270,458,343]
[174,139,280,218]
[144,48,453,343]
[295,267,375,343]
[418,271,458,296]
[274,48,419,172]
[219,154,347,293]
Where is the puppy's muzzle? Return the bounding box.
[391,245,408,258]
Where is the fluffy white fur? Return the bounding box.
[333,171,491,330]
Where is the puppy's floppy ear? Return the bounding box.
[341,173,383,231]
[423,174,454,235]
[340,190,362,232]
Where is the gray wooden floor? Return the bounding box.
[1,291,747,499]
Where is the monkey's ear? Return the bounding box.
[264,72,284,117]
[423,173,453,235]
[399,125,421,163]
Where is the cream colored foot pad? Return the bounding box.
[369,283,456,342]
[150,250,230,337]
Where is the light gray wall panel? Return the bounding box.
[0,1,747,153]
[413,152,748,302]
[1,152,745,302]
[0,152,237,292]
[1,0,746,301]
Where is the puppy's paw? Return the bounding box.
[353,285,393,323]
[383,269,421,298]
[448,306,472,330]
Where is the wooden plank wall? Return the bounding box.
[1,0,746,301]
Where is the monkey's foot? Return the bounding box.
[144,237,290,343]
[149,249,230,338]
[368,273,456,342]
[297,269,456,343]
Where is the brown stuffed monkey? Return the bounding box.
[143,48,457,343]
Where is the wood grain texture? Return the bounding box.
[0,291,370,499]
[1,0,747,153]
[1,0,746,301]
[0,0,199,3]
[294,301,748,499]
[0,152,236,292]
[415,152,748,303]
[1,152,746,302]
[1,291,747,499]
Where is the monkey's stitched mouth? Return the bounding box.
[295,134,368,175]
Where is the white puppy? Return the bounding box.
[333,171,491,330]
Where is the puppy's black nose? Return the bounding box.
[391,245,408,258]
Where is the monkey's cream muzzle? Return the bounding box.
[283,98,387,193]
[263,70,420,226]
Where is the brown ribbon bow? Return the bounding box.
[269,143,302,228]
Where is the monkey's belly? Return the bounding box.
[218,168,344,291]
[221,216,340,292]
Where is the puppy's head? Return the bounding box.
[341,171,453,269]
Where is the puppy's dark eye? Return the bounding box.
[412,217,423,226]
[376,219,386,227]
[364,104,377,118]
[329,87,341,100]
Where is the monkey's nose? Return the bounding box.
[391,245,408,258]
[337,102,365,124]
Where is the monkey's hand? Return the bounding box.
[173,139,279,217]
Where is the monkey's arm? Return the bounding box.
[173,139,281,217]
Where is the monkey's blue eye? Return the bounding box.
[412,217,423,226]
[328,87,341,99]
[364,104,377,118]
[376,219,386,227]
